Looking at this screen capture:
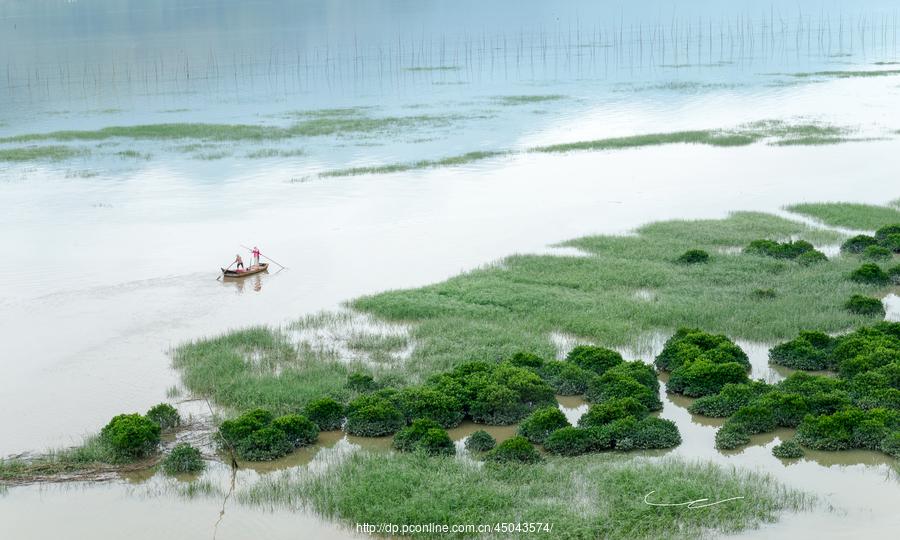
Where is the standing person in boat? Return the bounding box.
[251,246,261,268]
[233,253,244,271]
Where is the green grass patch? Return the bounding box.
[790,69,900,79]
[239,451,811,539]
[246,148,305,159]
[321,151,509,177]
[785,202,900,230]
[494,95,566,105]
[0,435,115,481]
[0,145,84,162]
[115,150,151,160]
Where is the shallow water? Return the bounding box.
[2,0,900,538]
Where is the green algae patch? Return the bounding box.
[0,145,85,162]
[786,202,900,230]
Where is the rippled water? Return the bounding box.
[2,1,900,539]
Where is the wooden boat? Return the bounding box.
[221,263,269,278]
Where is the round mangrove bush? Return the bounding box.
[626,417,681,450]
[346,372,379,392]
[100,413,161,461]
[517,406,570,444]
[506,351,545,369]
[565,345,623,376]
[464,430,496,452]
[469,383,526,425]
[484,436,542,464]
[849,263,889,285]
[397,387,464,428]
[795,408,862,451]
[492,363,556,408]
[607,361,659,392]
[797,250,828,266]
[844,295,885,317]
[161,443,205,475]
[757,391,809,428]
[676,249,709,264]
[539,360,592,395]
[236,426,293,461]
[667,359,749,397]
[416,428,456,456]
[586,371,661,411]
[880,233,900,253]
[715,423,750,450]
[218,408,274,448]
[271,414,318,447]
[768,331,834,370]
[655,328,749,372]
[578,397,648,428]
[345,394,405,436]
[881,432,900,458]
[772,440,804,459]
[841,234,878,254]
[303,397,345,431]
[543,426,609,456]
[745,239,814,259]
[146,403,180,430]
[875,224,900,244]
[393,418,442,452]
[862,245,892,262]
[888,265,900,285]
[727,404,778,435]
[688,382,772,417]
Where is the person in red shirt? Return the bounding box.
[251,246,261,267]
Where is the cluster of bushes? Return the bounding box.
[465,430,496,452]
[675,249,710,264]
[655,328,751,397]
[849,263,890,285]
[218,408,319,461]
[844,294,885,317]
[772,440,804,459]
[98,403,181,462]
[842,224,900,256]
[745,239,825,263]
[392,419,455,456]
[701,323,900,458]
[161,443,205,475]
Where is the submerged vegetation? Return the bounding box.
[787,202,900,230]
[0,145,84,162]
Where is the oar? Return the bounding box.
[218,261,235,280]
[240,245,287,269]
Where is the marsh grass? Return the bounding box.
[240,451,812,539]
[0,145,85,161]
[790,69,900,79]
[246,148,305,159]
[320,151,509,177]
[494,95,566,105]
[785,202,900,230]
[0,435,115,481]
[115,150,151,160]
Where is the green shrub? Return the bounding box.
[218,408,274,448]
[849,263,889,284]
[880,233,900,253]
[146,403,180,430]
[769,332,833,370]
[235,426,293,461]
[517,406,570,444]
[655,328,749,372]
[728,404,778,434]
[888,265,900,285]
[484,436,542,464]
[745,239,814,259]
[756,391,809,427]
[601,416,642,450]
[689,382,772,417]
[566,345,624,375]
[493,363,556,408]
[881,431,900,458]
[347,372,378,392]
[397,387,464,428]
[715,423,750,450]
[100,414,161,461]
[606,361,659,392]
[161,443,205,474]
[578,397,649,428]
[676,249,709,264]
[586,371,661,411]
[667,359,749,397]
[874,224,900,244]
[464,430,496,452]
[797,250,828,266]
[844,295,885,317]
[772,440,804,459]
[805,391,853,416]
[796,408,866,451]
[841,234,879,254]
[393,418,442,452]
[626,417,682,449]
[416,428,456,456]
[345,394,405,436]
[506,351,545,369]
[303,397,345,431]
[543,426,610,455]
[469,383,527,424]
[271,414,318,447]
[539,360,593,395]
[862,245,892,262]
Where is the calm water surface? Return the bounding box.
[1,1,899,538]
